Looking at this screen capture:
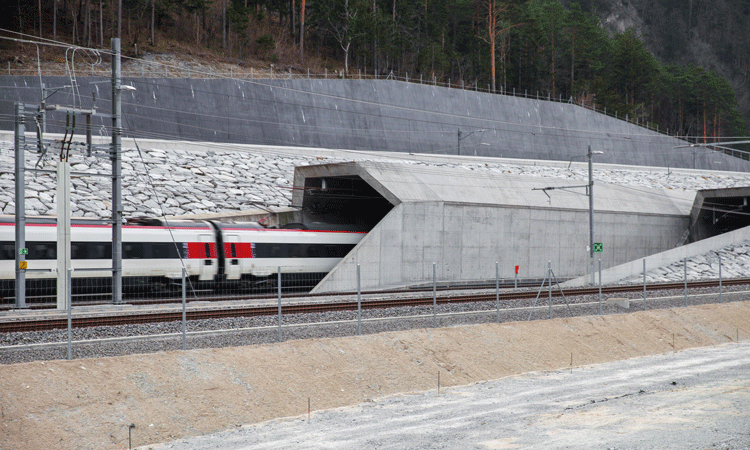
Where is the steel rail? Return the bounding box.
[2,278,749,333]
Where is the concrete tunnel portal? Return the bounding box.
[296,172,394,231]
[291,160,701,294]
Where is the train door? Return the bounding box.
[224,234,241,280]
[198,234,217,280]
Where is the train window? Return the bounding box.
[90,243,111,259]
[71,243,87,259]
[150,243,179,259]
[124,243,144,259]
[204,243,211,259]
[252,243,356,258]
[0,242,14,260]
[30,242,56,260]
[70,242,112,259]
[230,243,237,258]
[290,244,305,258]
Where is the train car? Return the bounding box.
[211,221,366,289]
[0,216,218,297]
[1,216,366,299]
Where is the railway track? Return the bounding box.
[2,278,748,333]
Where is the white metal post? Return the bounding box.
[588,145,595,285]
[357,264,361,336]
[495,261,500,323]
[57,158,71,310]
[67,268,73,360]
[14,103,27,309]
[433,263,437,328]
[111,38,123,305]
[278,267,282,342]
[182,268,186,350]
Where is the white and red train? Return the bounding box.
[0,216,366,298]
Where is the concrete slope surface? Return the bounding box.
[154,340,750,450]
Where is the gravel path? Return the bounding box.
[2,284,747,365]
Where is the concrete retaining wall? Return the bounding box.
[313,201,688,293]
[2,76,748,171]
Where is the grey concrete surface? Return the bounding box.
[563,224,750,287]
[3,77,749,171]
[304,161,691,292]
[148,341,750,450]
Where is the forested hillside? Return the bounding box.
[2,0,747,139]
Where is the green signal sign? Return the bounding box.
[18,248,28,255]
[593,243,603,253]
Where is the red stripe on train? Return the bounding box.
[224,242,254,258]
[186,242,218,259]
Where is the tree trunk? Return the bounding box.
[300,0,305,61]
[151,0,155,46]
[85,0,91,46]
[291,0,296,39]
[551,28,555,97]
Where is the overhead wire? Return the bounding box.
[0,32,698,149]
[3,29,749,146]
[4,32,750,181]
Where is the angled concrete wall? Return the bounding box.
[313,201,688,293]
[2,76,749,171]
[562,224,750,288]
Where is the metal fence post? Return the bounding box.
[182,268,186,350]
[598,257,602,315]
[548,261,552,319]
[495,261,500,323]
[357,264,362,336]
[719,254,723,303]
[433,263,437,328]
[278,266,282,342]
[67,268,73,360]
[643,259,647,310]
[684,259,687,307]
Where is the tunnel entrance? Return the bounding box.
[690,188,750,242]
[298,175,394,231]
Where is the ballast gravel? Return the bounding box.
[1,284,747,365]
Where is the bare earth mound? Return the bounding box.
[2,301,749,450]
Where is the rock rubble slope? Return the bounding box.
[2,137,750,282]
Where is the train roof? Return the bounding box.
[0,215,111,226]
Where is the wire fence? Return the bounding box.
[1,258,747,363]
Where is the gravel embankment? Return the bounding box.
[2,284,746,364]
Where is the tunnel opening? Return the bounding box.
[690,189,750,242]
[298,175,394,232]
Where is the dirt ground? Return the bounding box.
[1,301,749,450]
